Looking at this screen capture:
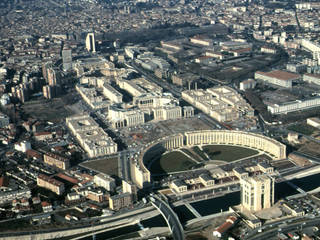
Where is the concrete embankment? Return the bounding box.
[0,206,158,240]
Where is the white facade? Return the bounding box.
[76,84,111,109]
[182,86,254,122]
[301,39,320,64]
[94,173,116,191]
[307,117,320,129]
[303,73,320,85]
[134,130,286,189]
[261,46,277,54]
[118,77,162,97]
[85,33,96,53]
[254,70,300,88]
[102,83,122,103]
[241,175,274,212]
[66,114,117,157]
[190,36,212,46]
[107,107,145,128]
[14,141,31,153]
[240,79,256,91]
[153,105,182,121]
[267,97,320,114]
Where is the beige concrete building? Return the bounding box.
[107,106,145,128]
[240,79,256,91]
[133,93,179,109]
[190,36,212,46]
[199,174,215,187]
[66,114,117,158]
[94,173,116,192]
[101,83,122,103]
[183,106,195,118]
[109,193,132,210]
[76,128,117,157]
[207,86,254,116]
[76,84,110,109]
[307,117,320,129]
[132,130,286,189]
[118,77,162,97]
[183,130,286,160]
[267,97,320,114]
[153,105,182,121]
[130,159,151,189]
[303,73,320,85]
[254,70,300,88]
[37,174,65,195]
[171,73,198,87]
[80,76,111,86]
[44,152,70,170]
[85,33,96,53]
[87,189,109,203]
[240,174,274,212]
[122,180,138,202]
[66,114,99,133]
[160,41,182,51]
[300,39,320,64]
[170,180,188,193]
[182,86,254,122]
[261,46,277,54]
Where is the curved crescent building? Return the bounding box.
[131,130,286,188]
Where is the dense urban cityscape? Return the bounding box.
[1,0,320,239]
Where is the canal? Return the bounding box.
[78,173,320,239]
[174,173,320,222]
[78,215,168,240]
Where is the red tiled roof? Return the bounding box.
[56,173,79,184]
[256,70,300,81]
[41,201,52,207]
[215,221,233,234]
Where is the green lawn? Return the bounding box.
[192,146,209,161]
[149,151,196,174]
[202,145,259,162]
[287,124,318,136]
[180,148,202,162]
[81,157,119,177]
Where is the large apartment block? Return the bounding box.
[254,70,300,88]
[37,174,65,195]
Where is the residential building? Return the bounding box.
[94,173,116,192]
[43,152,70,170]
[109,193,132,210]
[86,33,96,53]
[37,174,65,195]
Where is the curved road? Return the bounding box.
[150,195,185,240]
[245,216,320,240]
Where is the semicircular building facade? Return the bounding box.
[131,130,286,188]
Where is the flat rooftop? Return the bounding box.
[256,70,300,81]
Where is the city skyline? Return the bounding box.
[0,0,320,239]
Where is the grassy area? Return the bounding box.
[149,151,196,174]
[192,146,209,161]
[81,157,119,177]
[202,145,259,162]
[180,148,202,162]
[287,124,318,136]
[0,219,33,232]
[22,98,75,123]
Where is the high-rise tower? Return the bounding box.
[85,33,96,53]
[240,174,274,212]
[62,48,72,71]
